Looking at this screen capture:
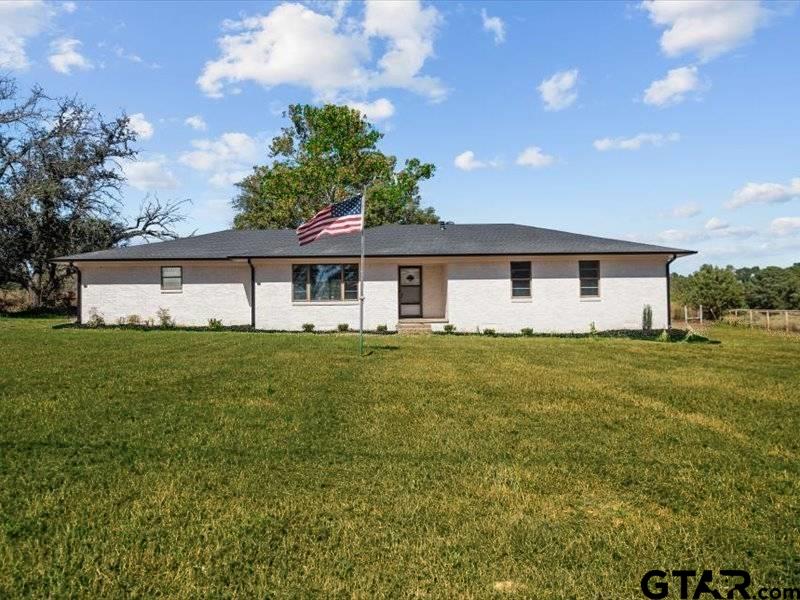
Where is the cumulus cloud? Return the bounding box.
[346,98,395,122]
[726,177,800,209]
[515,146,554,168]
[48,37,92,74]
[184,115,208,131]
[453,150,500,171]
[537,68,578,111]
[641,0,767,62]
[658,221,757,243]
[198,1,445,102]
[481,9,505,44]
[770,217,800,236]
[704,216,728,231]
[0,0,53,70]
[179,132,259,188]
[666,202,702,218]
[123,155,179,191]
[128,113,154,140]
[643,65,701,106]
[593,132,679,151]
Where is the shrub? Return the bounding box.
[443,324,456,334]
[302,323,315,333]
[375,324,388,334]
[656,329,670,342]
[589,321,598,336]
[208,318,223,330]
[642,304,653,331]
[337,323,349,332]
[86,308,105,328]
[483,328,496,337]
[520,327,534,337]
[156,307,174,328]
[126,314,142,326]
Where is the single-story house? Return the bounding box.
[54,223,695,333]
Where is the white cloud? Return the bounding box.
[0,0,54,70]
[593,132,679,151]
[198,1,445,102]
[643,65,701,106]
[123,156,179,191]
[515,146,554,168]
[726,178,800,209]
[481,9,505,44]
[48,37,92,74]
[62,1,77,13]
[667,202,702,218]
[704,216,728,231]
[179,132,259,188]
[770,217,800,236]
[346,98,395,122]
[184,115,208,131]
[128,113,154,140]
[641,0,766,62]
[453,150,500,171]
[658,222,757,243]
[537,68,579,111]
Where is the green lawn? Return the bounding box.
[1,318,798,598]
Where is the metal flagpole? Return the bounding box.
[358,188,366,356]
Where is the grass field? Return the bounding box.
[1,317,798,598]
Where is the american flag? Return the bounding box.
[296,196,363,246]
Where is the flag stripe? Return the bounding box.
[296,196,363,246]
[297,215,362,239]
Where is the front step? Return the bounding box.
[396,321,433,335]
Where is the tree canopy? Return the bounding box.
[0,76,186,307]
[232,104,439,229]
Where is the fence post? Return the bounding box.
[699,305,703,326]
[749,309,753,328]
[766,311,770,331]
[786,310,790,332]
[684,305,688,325]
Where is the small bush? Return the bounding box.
[302,323,315,333]
[656,329,670,342]
[126,314,142,326]
[589,322,598,336]
[375,324,388,334]
[483,328,496,337]
[86,308,105,328]
[642,304,653,331]
[116,316,126,326]
[156,307,174,328]
[208,318,223,330]
[520,327,534,337]
[443,324,456,334]
[337,323,350,332]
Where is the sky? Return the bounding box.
[2,0,799,273]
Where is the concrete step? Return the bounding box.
[396,321,433,335]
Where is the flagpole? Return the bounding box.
[358,187,366,356]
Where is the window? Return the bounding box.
[510,261,531,297]
[161,266,182,291]
[579,260,600,297]
[292,264,359,302]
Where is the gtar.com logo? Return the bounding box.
[640,570,799,599]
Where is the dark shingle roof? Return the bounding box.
[53,224,695,262]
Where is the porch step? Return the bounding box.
[396,321,433,335]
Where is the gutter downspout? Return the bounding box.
[247,258,256,329]
[69,261,82,325]
[666,254,677,330]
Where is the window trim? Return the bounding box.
[292,263,359,303]
[579,260,600,298]
[160,265,183,292]
[510,260,532,298]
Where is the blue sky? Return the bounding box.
[2,0,799,273]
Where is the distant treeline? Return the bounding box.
[671,264,800,318]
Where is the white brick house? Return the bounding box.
[55,224,694,333]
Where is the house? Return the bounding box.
[54,223,695,333]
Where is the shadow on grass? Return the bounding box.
[1,308,74,319]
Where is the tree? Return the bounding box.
[744,266,800,309]
[0,76,186,307]
[682,264,745,318]
[232,104,438,229]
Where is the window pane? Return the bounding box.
[399,286,421,304]
[162,266,181,278]
[512,281,531,297]
[510,261,531,279]
[343,264,359,299]
[161,277,181,291]
[579,261,599,277]
[292,265,308,301]
[311,264,343,301]
[399,268,420,285]
[580,281,599,297]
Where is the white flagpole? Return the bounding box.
[358,188,366,356]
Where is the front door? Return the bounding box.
[398,266,422,318]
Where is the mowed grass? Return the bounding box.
[0,318,798,598]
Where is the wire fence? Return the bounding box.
[723,309,800,333]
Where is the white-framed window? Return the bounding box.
[510,261,531,297]
[292,264,359,302]
[160,266,182,291]
[579,260,600,297]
